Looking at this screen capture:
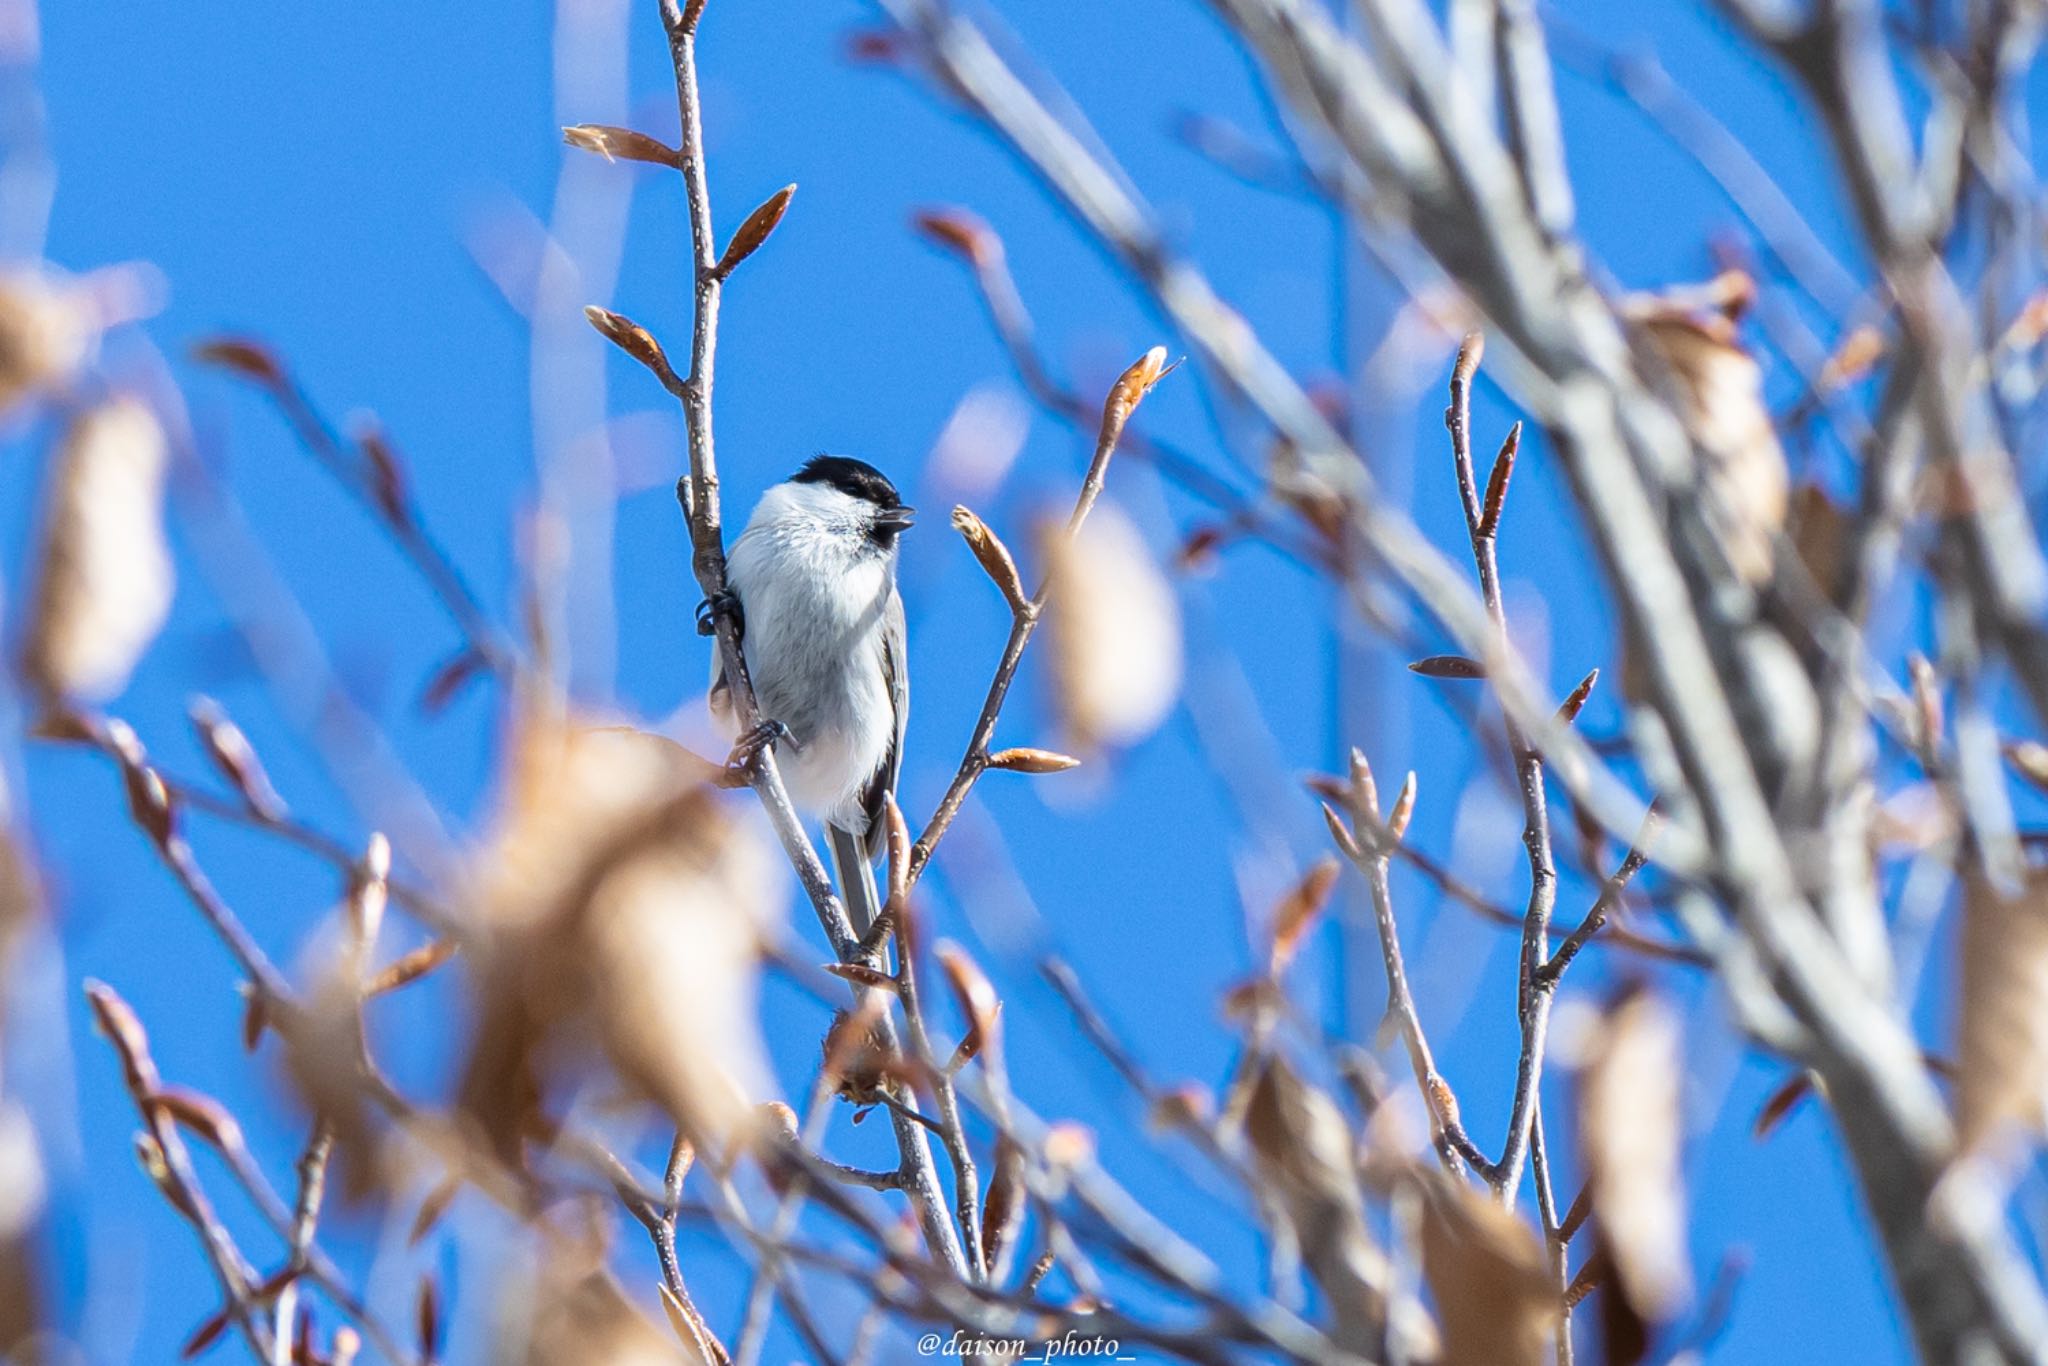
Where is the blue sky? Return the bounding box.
[14,0,1984,1360]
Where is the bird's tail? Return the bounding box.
[826,823,883,938]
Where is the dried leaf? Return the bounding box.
[187,697,286,821]
[0,271,102,415]
[715,184,797,277]
[1408,655,1486,680]
[561,123,682,168]
[822,1005,894,1105]
[1269,857,1341,977]
[1418,1175,1556,1366]
[1244,1056,1431,1357]
[458,715,780,1159]
[1579,988,1690,1328]
[21,397,174,703]
[1958,867,2048,1149]
[1043,502,1181,752]
[2007,740,2048,796]
[1630,305,1788,585]
[985,747,1081,774]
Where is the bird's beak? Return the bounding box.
[876,505,917,532]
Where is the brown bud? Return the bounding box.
[1556,668,1600,725]
[560,123,682,168]
[912,207,1000,269]
[188,696,285,821]
[1479,423,1520,538]
[366,939,458,997]
[716,184,798,278]
[1408,654,1487,680]
[582,306,681,392]
[1387,772,1417,842]
[986,747,1082,774]
[191,336,286,388]
[952,505,1029,612]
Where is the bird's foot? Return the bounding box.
[718,718,797,786]
[696,589,743,640]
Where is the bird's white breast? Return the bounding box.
[717,482,896,830]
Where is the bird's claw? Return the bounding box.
[720,718,797,785]
[696,589,743,639]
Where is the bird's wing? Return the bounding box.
[857,586,909,847]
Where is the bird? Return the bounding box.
[707,455,914,935]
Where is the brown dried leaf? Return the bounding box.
[561,123,682,168]
[1631,306,1788,584]
[716,184,797,277]
[2008,740,2048,796]
[1419,1174,1556,1366]
[21,397,174,703]
[458,715,780,1158]
[1958,867,2048,1149]
[1794,481,1859,593]
[985,747,1081,774]
[0,271,101,415]
[1269,857,1341,977]
[822,1005,894,1105]
[1408,655,1486,680]
[188,697,286,821]
[1042,502,1181,752]
[1579,988,1690,1327]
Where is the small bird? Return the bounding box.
[708,456,914,933]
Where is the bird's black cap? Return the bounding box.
[792,455,904,510]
